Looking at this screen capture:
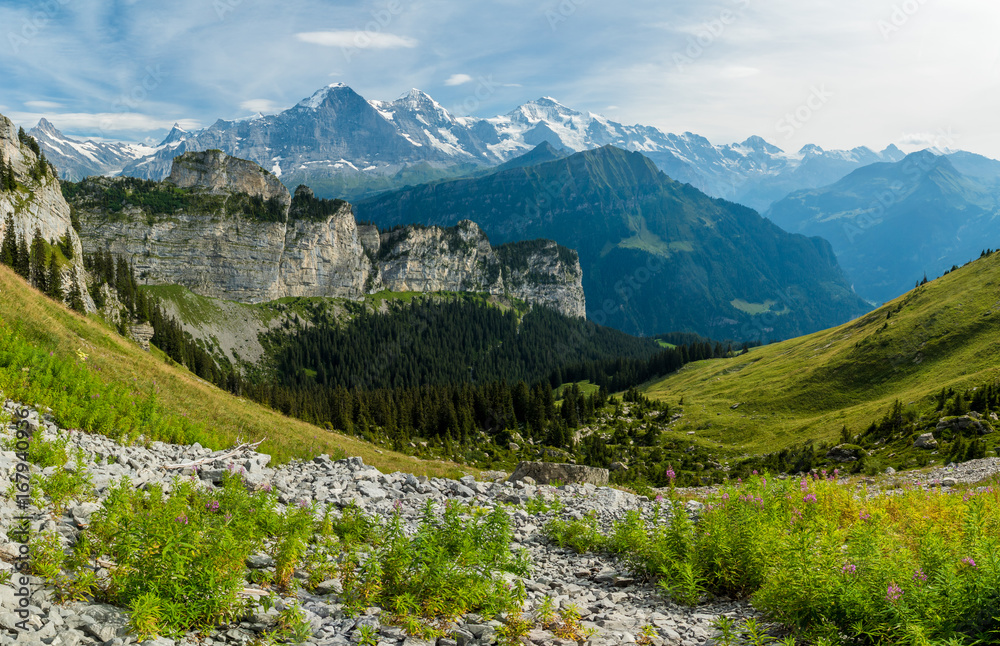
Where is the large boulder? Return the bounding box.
[936,415,993,435]
[508,461,609,486]
[826,444,865,462]
[913,432,938,449]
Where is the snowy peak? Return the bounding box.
[28,119,152,181]
[296,82,354,110]
[159,124,189,147]
[35,118,61,137]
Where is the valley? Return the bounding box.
[3,7,1000,640]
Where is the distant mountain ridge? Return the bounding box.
[27,118,154,181]
[33,84,909,207]
[355,144,871,340]
[766,150,1000,304]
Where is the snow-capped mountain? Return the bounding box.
[36,84,909,207]
[27,119,156,181]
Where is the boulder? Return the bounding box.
[936,415,992,435]
[508,461,609,486]
[913,432,938,449]
[826,444,864,462]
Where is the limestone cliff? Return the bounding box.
[71,152,585,317]
[376,221,504,296]
[0,113,95,312]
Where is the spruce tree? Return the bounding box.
[1,214,16,267]
[29,228,47,291]
[15,235,30,279]
[46,253,63,300]
[68,273,85,313]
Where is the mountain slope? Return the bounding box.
[643,250,1000,455]
[766,151,1000,303]
[27,119,153,181]
[355,145,870,340]
[0,262,463,475]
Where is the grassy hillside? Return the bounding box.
[0,264,467,477]
[644,250,1000,456]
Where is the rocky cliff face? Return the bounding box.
[72,152,585,317]
[168,150,290,207]
[496,240,586,319]
[376,221,504,296]
[0,113,95,312]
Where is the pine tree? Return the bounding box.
[46,253,63,300]
[29,228,47,291]
[15,234,30,279]
[1,213,15,267]
[67,273,85,313]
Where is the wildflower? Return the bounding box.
[961,557,978,569]
[803,493,817,504]
[655,495,663,502]
[761,477,767,487]
[393,499,402,513]
[665,466,676,482]
[175,514,188,525]
[752,470,758,475]
[721,493,729,502]
[225,513,232,522]
[800,479,809,492]
[206,500,220,513]
[859,510,871,522]
[913,568,927,583]
[298,499,309,509]
[842,563,856,575]
[886,582,903,603]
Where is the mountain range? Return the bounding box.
[766,150,1000,303]
[355,144,871,340]
[30,84,906,209]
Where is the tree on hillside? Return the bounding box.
[1,213,16,266]
[46,253,63,300]
[29,228,47,292]
[67,273,85,313]
[15,235,30,279]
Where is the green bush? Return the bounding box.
[544,511,604,554]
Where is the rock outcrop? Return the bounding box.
[508,461,610,486]
[376,221,504,296]
[72,152,586,317]
[0,113,94,312]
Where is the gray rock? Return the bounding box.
[508,461,609,486]
[914,433,938,449]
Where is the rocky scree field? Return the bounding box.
[3,399,1000,646]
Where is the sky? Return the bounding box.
[1,0,998,158]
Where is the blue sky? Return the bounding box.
[2,0,999,157]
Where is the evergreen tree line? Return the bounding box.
[270,300,662,391]
[83,250,234,384]
[15,128,51,183]
[1,214,85,312]
[228,377,610,453]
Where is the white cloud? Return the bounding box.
[296,31,418,49]
[24,100,65,110]
[240,99,282,114]
[444,73,474,86]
